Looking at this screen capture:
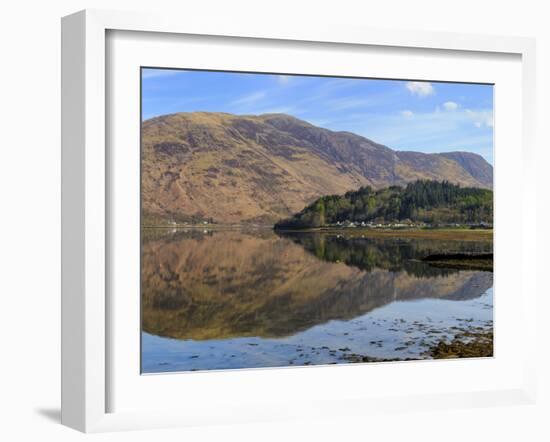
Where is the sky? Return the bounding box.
[142,68,494,164]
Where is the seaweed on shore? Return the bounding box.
[426,330,493,359]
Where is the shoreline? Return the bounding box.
[141,224,273,230]
[278,227,493,242]
[141,225,493,242]
[341,328,493,363]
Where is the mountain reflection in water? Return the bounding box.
[141,229,493,361]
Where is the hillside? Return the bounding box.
[141,112,493,224]
[274,180,493,229]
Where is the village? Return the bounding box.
[329,220,493,230]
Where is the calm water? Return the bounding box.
[141,228,493,373]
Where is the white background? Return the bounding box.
[0,1,548,441]
[109,29,525,415]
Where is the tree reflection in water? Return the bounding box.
[141,229,493,341]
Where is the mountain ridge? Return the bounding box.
[141,112,493,224]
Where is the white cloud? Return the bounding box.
[318,78,359,93]
[466,109,493,128]
[406,81,435,97]
[277,75,291,85]
[332,107,493,158]
[231,91,267,106]
[254,106,299,115]
[443,101,459,111]
[400,110,414,118]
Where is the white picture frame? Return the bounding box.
[61,9,538,433]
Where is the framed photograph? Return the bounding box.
[139,68,496,374]
[61,9,538,432]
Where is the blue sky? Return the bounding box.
[142,68,494,164]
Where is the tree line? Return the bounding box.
[274,180,493,229]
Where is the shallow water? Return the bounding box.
[141,228,493,373]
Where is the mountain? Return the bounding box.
[438,152,493,188]
[274,180,493,229]
[141,112,493,224]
